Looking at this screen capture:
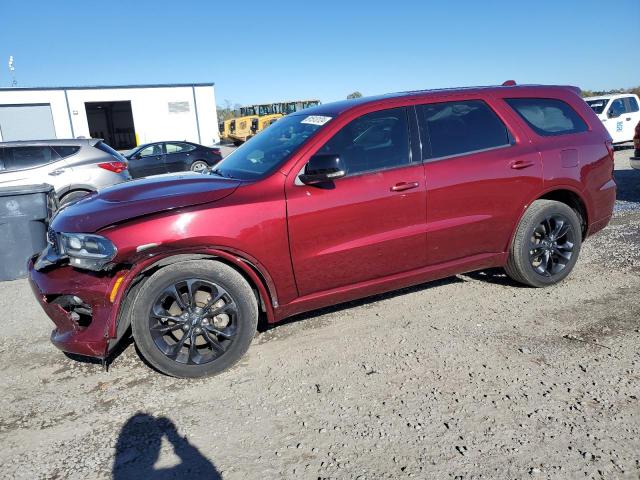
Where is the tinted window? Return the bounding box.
[52,146,80,158]
[0,146,60,172]
[139,144,163,157]
[609,99,626,116]
[165,142,196,154]
[507,98,588,136]
[419,100,510,159]
[316,107,410,175]
[624,96,639,113]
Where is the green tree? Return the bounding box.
[347,91,363,99]
[217,100,241,123]
[580,86,640,98]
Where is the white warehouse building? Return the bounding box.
[0,83,219,149]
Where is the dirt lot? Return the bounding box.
[1,150,639,480]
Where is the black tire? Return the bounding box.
[130,260,258,378]
[59,189,91,207]
[504,200,582,287]
[190,160,209,173]
[232,140,243,147]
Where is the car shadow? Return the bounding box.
[614,168,640,203]
[258,274,471,332]
[113,413,222,480]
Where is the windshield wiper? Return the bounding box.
[210,168,234,179]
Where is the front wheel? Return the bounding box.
[504,200,582,287]
[130,260,258,378]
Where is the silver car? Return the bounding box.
[0,139,131,205]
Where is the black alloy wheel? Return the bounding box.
[528,214,575,277]
[505,199,582,287]
[131,261,258,378]
[149,279,237,366]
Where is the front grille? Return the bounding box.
[47,228,59,254]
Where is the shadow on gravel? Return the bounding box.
[614,169,640,203]
[113,413,221,479]
[259,275,467,332]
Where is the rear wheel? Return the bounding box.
[130,260,258,378]
[190,160,209,173]
[59,189,91,207]
[505,200,582,287]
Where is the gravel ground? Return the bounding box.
[0,150,638,480]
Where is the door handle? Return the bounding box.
[626,117,632,121]
[510,160,535,170]
[390,181,419,192]
[49,169,66,176]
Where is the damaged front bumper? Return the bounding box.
[28,255,120,358]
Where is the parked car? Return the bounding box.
[631,119,640,170]
[29,83,616,378]
[124,141,222,178]
[0,139,130,206]
[584,93,640,144]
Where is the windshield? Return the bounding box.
[211,114,331,180]
[586,99,609,115]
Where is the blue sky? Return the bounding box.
[1,0,638,106]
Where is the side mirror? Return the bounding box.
[299,155,346,185]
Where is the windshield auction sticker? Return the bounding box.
[301,115,332,126]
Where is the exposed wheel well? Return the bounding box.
[112,254,272,348]
[59,188,92,199]
[538,190,588,238]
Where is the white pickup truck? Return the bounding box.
[584,94,640,144]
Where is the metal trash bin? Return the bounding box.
[0,184,56,281]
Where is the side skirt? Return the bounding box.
[274,252,507,321]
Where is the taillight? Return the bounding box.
[98,161,128,173]
[211,148,221,156]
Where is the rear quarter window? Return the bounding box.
[52,146,80,158]
[506,98,588,136]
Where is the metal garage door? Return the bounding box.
[0,104,56,141]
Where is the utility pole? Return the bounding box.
[8,56,17,87]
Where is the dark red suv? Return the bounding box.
[29,83,616,378]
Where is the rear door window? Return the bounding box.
[623,96,639,113]
[316,107,411,176]
[165,142,196,154]
[506,98,588,136]
[418,100,511,159]
[0,146,60,172]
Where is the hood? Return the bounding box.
[51,172,241,233]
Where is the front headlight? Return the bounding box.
[59,233,117,271]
